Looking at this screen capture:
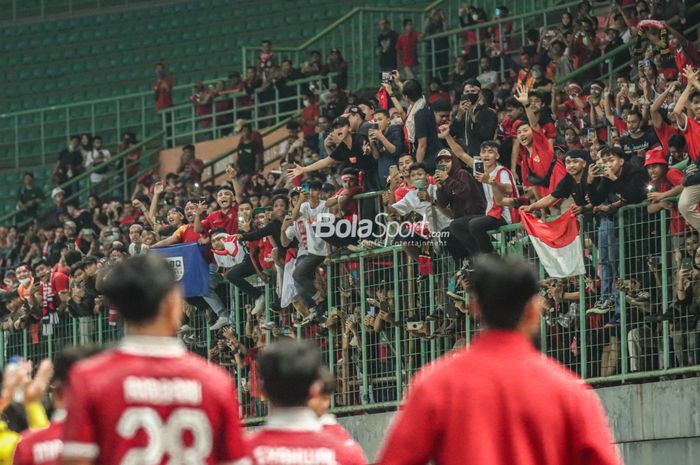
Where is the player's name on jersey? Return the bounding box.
[253,446,337,465]
[33,439,62,463]
[123,376,202,405]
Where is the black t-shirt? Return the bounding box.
[412,106,441,171]
[619,127,660,160]
[551,171,588,206]
[330,134,381,190]
[57,149,83,177]
[237,139,261,175]
[377,30,398,70]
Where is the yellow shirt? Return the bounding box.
[0,402,49,465]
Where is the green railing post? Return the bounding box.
[0,329,5,368]
[358,256,369,405]
[327,261,335,409]
[72,318,78,346]
[90,103,95,136]
[660,209,670,370]
[40,110,46,165]
[618,209,628,378]
[14,115,19,170]
[22,329,28,360]
[579,270,587,379]
[392,249,402,401]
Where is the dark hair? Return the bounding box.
[504,97,524,110]
[690,89,700,101]
[599,145,625,159]
[308,180,323,191]
[471,255,539,329]
[183,144,195,152]
[403,19,413,27]
[374,109,390,118]
[462,78,482,89]
[23,172,34,179]
[92,136,102,142]
[340,167,360,178]
[261,39,272,45]
[65,250,83,267]
[431,99,451,113]
[272,194,290,208]
[258,340,322,407]
[53,346,102,385]
[627,108,643,120]
[286,121,301,131]
[82,256,98,267]
[481,88,495,107]
[402,79,423,102]
[668,134,686,150]
[99,255,178,324]
[31,259,49,273]
[480,140,500,151]
[408,162,429,174]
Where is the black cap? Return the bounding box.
[333,116,350,128]
[346,106,366,119]
[431,99,451,112]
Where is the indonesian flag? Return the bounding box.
[520,210,585,278]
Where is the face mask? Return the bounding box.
[472,14,479,20]
[19,278,30,287]
[303,100,310,107]
[155,69,165,78]
[532,70,542,79]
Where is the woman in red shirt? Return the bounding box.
[396,19,422,79]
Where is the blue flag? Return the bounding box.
[151,243,210,297]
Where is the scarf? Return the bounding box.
[404,95,427,151]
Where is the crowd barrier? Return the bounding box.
[3,201,699,421]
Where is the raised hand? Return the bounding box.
[287,163,305,179]
[153,181,164,196]
[515,84,529,106]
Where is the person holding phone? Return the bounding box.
[450,79,498,159]
[369,109,404,184]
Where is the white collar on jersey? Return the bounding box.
[52,408,67,422]
[263,407,323,432]
[119,335,186,357]
[319,413,338,426]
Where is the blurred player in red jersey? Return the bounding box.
[14,347,101,465]
[60,254,250,465]
[247,340,367,465]
[307,370,363,455]
[377,255,621,465]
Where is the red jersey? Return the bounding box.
[154,77,173,110]
[319,414,364,457]
[680,116,700,162]
[301,104,321,138]
[377,331,620,465]
[653,168,686,234]
[14,417,64,465]
[655,122,679,158]
[520,127,566,197]
[396,32,420,67]
[247,408,366,465]
[200,207,240,235]
[62,336,249,465]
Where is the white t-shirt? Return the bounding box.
[391,184,451,234]
[476,70,499,89]
[482,164,517,224]
[84,148,111,183]
[285,219,308,256]
[299,200,331,256]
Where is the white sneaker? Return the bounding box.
[252,295,265,315]
[210,317,228,331]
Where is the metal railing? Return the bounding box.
[241,0,563,91]
[3,200,698,421]
[0,131,164,228]
[161,74,336,148]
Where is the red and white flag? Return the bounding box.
[520,210,585,278]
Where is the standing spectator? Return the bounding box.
[618,109,661,161]
[449,55,470,98]
[396,19,422,80]
[327,49,348,90]
[118,132,140,196]
[16,173,44,225]
[369,109,404,183]
[450,79,498,158]
[259,39,278,83]
[176,144,204,184]
[84,136,111,196]
[425,8,448,82]
[301,50,327,77]
[476,56,499,91]
[316,115,332,159]
[235,123,264,183]
[403,79,441,171]
[377,19,399,74]
[378,255,621,465]
[153,62,173,111]
[190,81,214,135]
[427,78,451,105]
[301,93,321,149]
[54,135,83,195]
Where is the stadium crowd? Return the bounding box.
[2,0,700,418]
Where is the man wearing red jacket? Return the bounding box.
[378,255,620,465]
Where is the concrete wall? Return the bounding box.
[337,377,700,464]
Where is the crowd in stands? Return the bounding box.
[3,0,700,415]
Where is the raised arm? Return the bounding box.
[672,66,699,128]
[515,85,539,131]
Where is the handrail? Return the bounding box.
[422,1,579,42]
[0,131,163,225]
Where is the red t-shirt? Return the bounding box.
[330,186,362,221]
[62,337,249,465]
[396,32,420,67]
[428,91,451,105]
[377,331,620,465]
[654,168,686,234]
[681,117,700,162]
[247,412,366,465]
[301,104,321,137]
[154,77,173,110]
[200,207,239,235]
[319,414,365,458]
[520,127,567,197]
[14,419,64,465]
[655,122,680,159]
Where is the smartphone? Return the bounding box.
[593,164,605,175]
[389,165,399,178]
[303,184,310,194]
[270,169,281,176]
[367,306,376,318]
[280,327,290,336]
[406,321,423,331]
[472,157,484,175]
[681,257,693,271]
[436,163,445,172]
[381,71,393,83]
[628,83,636,94]
[369,123,379,131]
[608,127,619,140]
[461,93,479,104]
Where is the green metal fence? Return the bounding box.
[4,200,699,421]
[0,0,164,22]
